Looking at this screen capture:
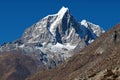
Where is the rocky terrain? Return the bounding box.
[27,24,120,80]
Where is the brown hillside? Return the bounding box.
[27,24,120,80]
[0,52,42,80]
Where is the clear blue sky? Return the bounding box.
[0,0,120,44]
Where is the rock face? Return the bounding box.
[27,24,120,80]
[0,6,104,69]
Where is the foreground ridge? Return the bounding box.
[27,24,120,80]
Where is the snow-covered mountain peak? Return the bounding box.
[43,6,68,20]
[0,7,105,69]
[57,6,69,16]
[81,19,88,28]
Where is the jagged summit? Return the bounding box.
[50,6,69,36]
[57,6,69,16]
[43,6,69,20]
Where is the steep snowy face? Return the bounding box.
[22,6,81,45]
[49,6,69,36]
